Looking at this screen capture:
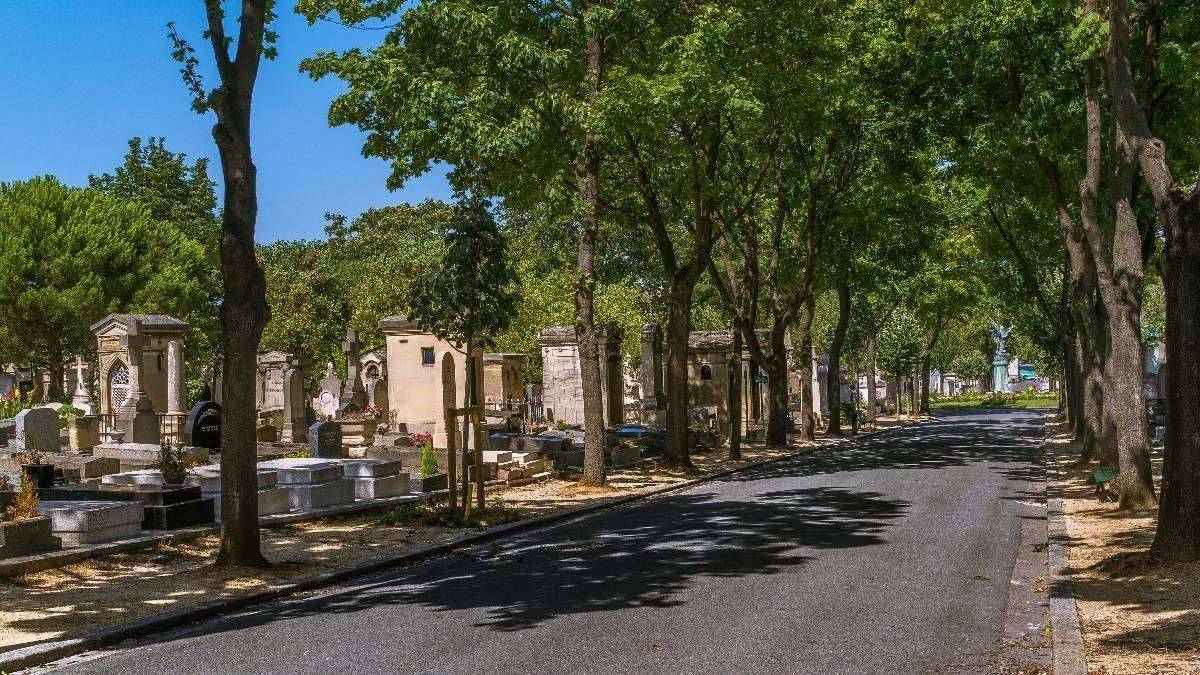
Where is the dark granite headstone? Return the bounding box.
[308,421,343,458]
[184,401,222,450]
[40,484,215,530]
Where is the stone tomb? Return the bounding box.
[40,482,215,530]
[0,516,61,559]
[40,453,120,480]
[91,314,189,443]
[15,408,60,454]
[255,351,291,412]
[337,458,409,500]
[185,465,291,519]
[92,442,210,471]
[37,500,144,545]
[257,459,356,510]
[537,324,624,428]
[378,316,482,449]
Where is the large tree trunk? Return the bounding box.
[865,336,877,423]
[764,329,790,445]
[728,323,742,460]
[662,276,695,468]
[575,30,606,487]
[1090,8,1154,507]
[206,0,271,568]
[213,117,268,568]
[825,277,850,435]
[1099,0,1200,556]
[1154,199,1200,558]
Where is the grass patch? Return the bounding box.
[378,501,524,529]
[931,394,1059,410]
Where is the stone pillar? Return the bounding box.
[166,340,185,414]
[990,358,1009,393]
[640,324,664,423]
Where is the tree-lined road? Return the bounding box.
[55,409,1051,674]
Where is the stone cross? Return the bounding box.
[74,357,86,390]
[71,355,93,414]
[340,328,367,410]
[342,329,362,378]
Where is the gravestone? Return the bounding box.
[308,421,344,459]
[15,408,59,454]
[184,401,222,451]
[68,415,101,451]
[314,361,342,418]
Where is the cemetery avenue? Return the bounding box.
[49,410,1051,674]
[2,2,1198,672]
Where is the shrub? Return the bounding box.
[378,500,522,529]
[56,404,85,429]
[3,474,39,522]
[420,440,439,478]
[155,442,195,485]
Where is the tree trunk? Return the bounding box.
[662,276,695,468]
[798,303,816,441]
[213,123,268,568]
[200,0,270,569]
[920,355,932,415]
[728,323,742,460]
[764,329,790,445]
[461,336,475,512]
[1099,0,1200,555]
[1153,198,1200,558]
[575,29,606,488]
[865,336,877,423]
[825,277,850,435]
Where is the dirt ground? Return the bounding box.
[0,421,912,653]
[1049,423,1200,675]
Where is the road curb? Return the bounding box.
[1044,440,1088,675]
[2,422,913,672]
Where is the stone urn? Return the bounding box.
[337,419,377,448]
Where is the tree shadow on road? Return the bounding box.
[734,409,1049,491]
[156,486,908,639]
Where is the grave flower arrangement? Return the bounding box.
[362,405,384,422]
[409,432,433,447]
[0,390,32,420]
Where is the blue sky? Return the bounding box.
[0,4,450,242]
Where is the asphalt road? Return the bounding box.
[53,409,1051,674]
